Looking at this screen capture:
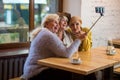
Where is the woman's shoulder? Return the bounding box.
[82,27,92,36]
[38,28,53,36]
[39,28,60,43]
[65,27,72,33]
[30,27,42,41]
[82,27,91,33]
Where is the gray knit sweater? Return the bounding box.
[21,28,81,80]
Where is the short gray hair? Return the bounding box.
[41,14,59,27]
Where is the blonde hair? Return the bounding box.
[69,16,82,25]
[59,16,68,22]
[30,14,59,41]
[41,14,59,27]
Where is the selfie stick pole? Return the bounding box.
[87,15,102,33]
[87,7,104,33]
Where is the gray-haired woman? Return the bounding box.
[21,14,84,80]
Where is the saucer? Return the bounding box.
[70,58,82,65]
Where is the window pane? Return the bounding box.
[34,0,59,27]
[0,1,29,44]
[0,0,61,45]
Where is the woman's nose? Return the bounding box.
[73,24,77,29]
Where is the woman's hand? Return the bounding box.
[73,31,87,40]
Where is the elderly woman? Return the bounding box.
[66,16,96,80]
[21,14,84,80]
[57,12,73,47]
[67,16,92,51]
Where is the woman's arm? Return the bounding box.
[45,30,81,58]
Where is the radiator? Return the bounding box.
[0,57,26,80]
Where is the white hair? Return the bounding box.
[41,14,59,27]
[30,14,59,41]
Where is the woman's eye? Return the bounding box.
[70,24,74,26]
[76,23,79,25]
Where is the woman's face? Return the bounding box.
[46,20,59,33]
[59,17,68,29]
[69,20,82,34]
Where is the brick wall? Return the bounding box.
[81,0,120,47]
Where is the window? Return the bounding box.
[0,0,63,49]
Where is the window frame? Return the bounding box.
[0,0,63,50]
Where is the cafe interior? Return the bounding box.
[0,0,120,80]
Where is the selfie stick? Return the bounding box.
[87,15,102,33]
[87,7,104,33]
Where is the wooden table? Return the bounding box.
[112,39,120,48]
[91,46,120,62]
[38,47,119,80]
